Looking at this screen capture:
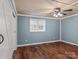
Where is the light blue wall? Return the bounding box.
[61,15,78,44]
[17,16,60,45]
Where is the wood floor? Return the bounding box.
[13,42,78,59]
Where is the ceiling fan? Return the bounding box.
[18,7,73,17]
[53,8,73,17]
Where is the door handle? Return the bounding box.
[0,34,4,44]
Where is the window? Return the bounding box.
[30,18,46,32]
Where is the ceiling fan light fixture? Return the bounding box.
[55,15,58,17]
[53,13,56,16]
[53,11,63,17]
[58,12,63,16]
[53,13,58,17]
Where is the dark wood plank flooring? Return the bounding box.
[13,42,78,59]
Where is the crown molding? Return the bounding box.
[17,14,61,20]
[61,14,78,20]
[17,13,78,20]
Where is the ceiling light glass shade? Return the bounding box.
[58,12,63,16]
[53,13,56,16]
[53,12,63,17]
[55,15,58,17]
[53,13,58,17]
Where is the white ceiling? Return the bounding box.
[15,0,78,18]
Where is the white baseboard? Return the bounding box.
[61,40,78,46]
[17,40,61,47]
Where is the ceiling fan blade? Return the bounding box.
[63,13,67,15]
[63,9,73,11]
